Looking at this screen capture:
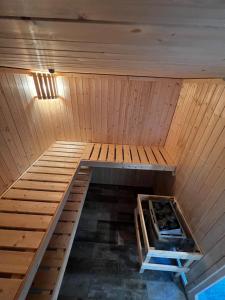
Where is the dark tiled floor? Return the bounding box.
[59,184,187,300]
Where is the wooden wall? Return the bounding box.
[165,79,225,293]
[0,72,56,195]
[0,71,180,194]
[53,74,181,145]
[0,1,225,77]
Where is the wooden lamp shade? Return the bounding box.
[32,72,58,99]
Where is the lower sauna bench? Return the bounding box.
[26,166,92,300]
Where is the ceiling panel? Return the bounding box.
[0,1,224,77]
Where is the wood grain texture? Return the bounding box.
[27,167,92,300]
[0,141,86,300]
[51,75,181,145]
[0,1,225,77]
[0,71,180,195]
[82,142,175,172]
[0,72,56,195]
[165,79,225,292]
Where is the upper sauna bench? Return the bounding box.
[82,143,175,172]
[0,141,175,300]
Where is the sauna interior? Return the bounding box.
[0,1,224,300]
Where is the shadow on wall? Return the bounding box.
[91,167,175,195]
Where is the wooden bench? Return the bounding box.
[0,141,87,300]
[26,166,92,300]
[82,143,175,172]
[0,140,175,300]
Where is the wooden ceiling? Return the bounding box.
[0,1,225,77]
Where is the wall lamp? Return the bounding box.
[32,71,58,100]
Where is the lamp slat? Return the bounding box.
[32,73,42,99]
[43,73,51,99]
[47,74,54,99]
[37,73,47,99]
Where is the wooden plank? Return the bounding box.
[4,189,63,202]
[28,166,74,175]
[55,141,86,146]
[144,146,157,164]
[137,196,150,251]
[48,147,84,153]
[137,146,149,164]
[158,147,175,165]
[98,144,108,161]
[0,229,44,249]
[90,143,101,160]
[0,212,51,230]
[49,234,70,249]
[50,144,85,150]
[35,160,77,169]
[41,155,79,163]
[45,151,81,158]
[142,262,188,273]
[13,180,67,192]
[26,167,91,300]
[64,201,80,211]
[0,250,34,274]
[52,143,85,149]
[60,211,78,222]
[68,193,84,202]
[134,208,143,264]
[123,145,131,163]
[151,146,167,165]
[76,174,90,181]
[21,172,71,183]
[82,143,94,160]
[107,144,115,162]
[52,142,85,147]
[0,278,22,300]
[130,145,140,163]
[0,199,58,215]
[50,168,91,300]
[73,179,87,187]
[32,269,59,290]
[55,221,74,234]
[115,144,123,163]
[41,250,64,268]
[71,186,86,194]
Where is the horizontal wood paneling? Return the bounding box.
[0,72,56,195]
[165,79,225,292]
[0,1,225,77]
[53,74,181,145]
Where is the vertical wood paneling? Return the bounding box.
[51,74,181,145]
[0,72,56,195]
[0,71,180,196]
[165,79,225,292]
